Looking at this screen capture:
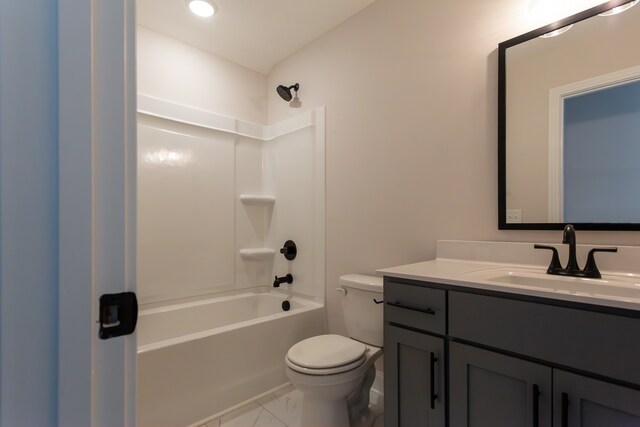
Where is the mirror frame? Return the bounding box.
[498,0,640,230]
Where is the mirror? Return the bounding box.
[499,0,640,230]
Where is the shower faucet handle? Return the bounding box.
[273,274,293,287]
[280,240,297,260]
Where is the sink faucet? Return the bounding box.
[534,224,618,279]
[562,224,580,273]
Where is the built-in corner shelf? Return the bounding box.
[239,248,275,260]
[239,194,276,206]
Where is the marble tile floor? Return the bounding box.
[198,384,384,427]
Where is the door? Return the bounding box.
[554,370,640,426]
[58,0,137,426]
[384,325,445,427]
[449,342,552,427]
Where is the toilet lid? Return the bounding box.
[287,334,367,369]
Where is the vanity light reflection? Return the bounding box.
[599,0,638,16]
[539,24,573,38]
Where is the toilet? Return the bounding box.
[285,274,383,427]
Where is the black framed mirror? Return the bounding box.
[498,0,640,230]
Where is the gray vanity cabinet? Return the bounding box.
[384,281,446,427]
[384,277,640,427]
[553,370,640,426]
[449,342,552,427]
[384,325,445,427]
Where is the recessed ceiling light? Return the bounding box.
[187,0,215,18]
[599,0,638,16]
[540,24,573,38]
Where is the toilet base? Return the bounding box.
[301,395,351,427]
[350,408,375,427]
[291,364,378,427]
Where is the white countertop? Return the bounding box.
[378,241,640,312]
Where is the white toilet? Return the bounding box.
[285,274,383,427]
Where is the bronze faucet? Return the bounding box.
[534,225,617,279]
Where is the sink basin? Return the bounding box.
[460,267,640,300]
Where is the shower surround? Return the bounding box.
[136,95,325,426]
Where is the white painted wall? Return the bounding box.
[0,1,58,426]
[267,0,640,338]
[137,26,268,124]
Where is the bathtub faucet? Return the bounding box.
[273,274,293,287]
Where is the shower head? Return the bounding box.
[276,83,299,102]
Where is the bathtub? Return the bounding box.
[136,289,324,427]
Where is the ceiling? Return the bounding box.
[137,0,377,74]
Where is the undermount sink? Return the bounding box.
[460,267,640,300]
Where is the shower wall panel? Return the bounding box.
[265,127,323,300]
[138,115,235,302]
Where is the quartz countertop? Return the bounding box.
[378,251,640,312]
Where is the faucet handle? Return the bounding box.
[583,247,618,279]
[534,244,563,274]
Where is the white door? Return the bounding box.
[58,1,137,426]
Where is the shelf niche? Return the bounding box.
[239,248,275,260]
[239,194,275,206]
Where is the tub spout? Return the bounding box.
[273,274,293,287]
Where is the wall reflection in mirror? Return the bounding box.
[500,0,640,229]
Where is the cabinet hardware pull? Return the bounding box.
[533,384,540,427]
[387,301,436,315]
[561,392,569,427]
[430,352,438,409]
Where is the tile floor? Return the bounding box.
[198,384,384,427]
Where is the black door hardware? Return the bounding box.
[99,292,138,340]
[273,274,293,287]
[386,301,436,315]
[280,240,297,260]
[373,299,384,304]
[533,384,540,427]
[430,352,438,409]
[561,392,569,427]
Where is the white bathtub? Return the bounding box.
[136,289,324,427]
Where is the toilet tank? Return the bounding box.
[338,274,383,347]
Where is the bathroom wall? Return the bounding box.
[267,0,640,337]
[137,26,267,124]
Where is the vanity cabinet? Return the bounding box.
[383,278,640,427]
[449,342,551,427]
[449,343,640,427]
[553,370,640,427]
[384,282,446,427]
[384,325,445,427]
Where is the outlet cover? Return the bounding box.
[506,209,522,223]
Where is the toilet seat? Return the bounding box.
[286,334,367,375]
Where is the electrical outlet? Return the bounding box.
[506,209,522,223]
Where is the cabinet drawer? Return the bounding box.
[384,280,446,335]
[449,291,640,386]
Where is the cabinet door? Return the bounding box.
[384,325,445,427]
[554,370,640,427]
[449,342,552,427]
